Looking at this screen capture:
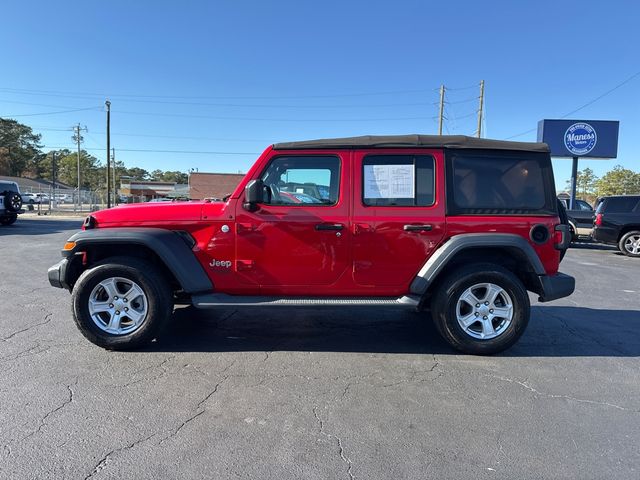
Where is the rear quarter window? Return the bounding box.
[603,197,640,213]
[447,150,555,215]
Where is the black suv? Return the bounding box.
[593,195,640,257]
[0,180,24,226]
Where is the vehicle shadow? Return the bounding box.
[0,218,83,235]
[146,305,640,357]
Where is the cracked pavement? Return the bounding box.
[0,217,639,479]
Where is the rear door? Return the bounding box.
[351,149,446,292]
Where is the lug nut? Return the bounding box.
[475,303,480,307]
[124,307,129,312]
[114,296,119,300]
[475,312,479,316]
[123,298,128,303]
[115,310,120,315]
[489,309,494,313]
[483,315,488,320]
[109,303,114,308]
[485,301,489,306]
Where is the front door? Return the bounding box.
[235,152,350,293]
[351,149,446,292]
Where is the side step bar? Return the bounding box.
[192,293,420,309]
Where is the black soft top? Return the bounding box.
[273,134,549,153]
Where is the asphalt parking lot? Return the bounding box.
[1,217,639,480]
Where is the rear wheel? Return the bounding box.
[430,263,530,355]
[619,231,640,257]
[0,215,17,225]
[71,257,174,350]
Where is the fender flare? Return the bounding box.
[409,233,546,295]
[62,228,212,293]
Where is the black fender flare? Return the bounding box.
[409,233,546,295]
[62,228,212,293]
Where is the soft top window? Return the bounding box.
[447,150,555,215]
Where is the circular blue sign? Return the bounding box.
[564,122,597,156]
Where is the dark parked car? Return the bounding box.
[592,195,640,257]
[558,196,594,240]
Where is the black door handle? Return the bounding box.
[403,224,433,232]
[315,223,344,231]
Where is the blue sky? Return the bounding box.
[2,0,639,190]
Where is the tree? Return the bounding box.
[0,119,43,176]
[565,167,598,198]
[596,165,640,196]
[124,167,149,181]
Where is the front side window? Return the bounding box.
[261,155,340,206]
[362,155,435,207]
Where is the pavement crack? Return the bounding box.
[158,375,229,446]
[3,313,53,341]
[20,378,78,441]
[84,433,157,480]
[313,406,355,480]
[487,374,637,412]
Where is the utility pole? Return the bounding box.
[105,100,111,208]
[438,85,445,135]
[112,148,117,204]
[476,80,485,138]
[73,123,87,209]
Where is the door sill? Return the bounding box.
[191,293,420,308]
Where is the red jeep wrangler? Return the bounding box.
[48,135,574,354]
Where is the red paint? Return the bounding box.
[85,145,565,296]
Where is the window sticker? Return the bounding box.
[364,164,415,199]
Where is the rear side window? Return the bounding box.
[447,150,556,215]
[604,197,640,213]
[362,155,435,207]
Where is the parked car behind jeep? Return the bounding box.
[558,196,594,240]
[593,195,640,257]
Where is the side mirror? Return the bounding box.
[243,179,264,211]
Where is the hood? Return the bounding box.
[89,201,227,227]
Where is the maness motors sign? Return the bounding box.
[537,119,619,158]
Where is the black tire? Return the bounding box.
[71,256,174,350]
[430,263,530,355]
[0,215,17,225]
[618,231,640,258]
[3,191,22,213]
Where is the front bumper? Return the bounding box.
[48,259,70,290]
[538,272,575,302]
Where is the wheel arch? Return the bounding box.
[618,225,640,242]
[61,228,212,294]
[410,234,546,303]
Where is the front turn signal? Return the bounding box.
[63,241,76,251]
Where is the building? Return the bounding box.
[189,172,245,200]
[0,175,74,193]
[119,178,178,201]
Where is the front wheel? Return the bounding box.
[0,215,17,225]
[71,257,174,350]
[619,231,640,257]
[430,263,530,355]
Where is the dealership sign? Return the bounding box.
[537,119,619,158]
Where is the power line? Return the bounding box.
[0,106,102,117]
[505,70,640,140]
[0,86,438,100]
[41,146,259,155]
[114,110,434,122]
